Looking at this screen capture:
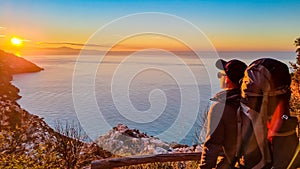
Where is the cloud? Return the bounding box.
[37,42,138,50]
[0,27,5,37]
[38,42,109,47]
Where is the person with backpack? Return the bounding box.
[199,59,247,169]
[238,58,300,169]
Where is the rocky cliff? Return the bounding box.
[0,50,111,168]
[0,50,43,74]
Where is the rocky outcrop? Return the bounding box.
[0,50,111,168]
[95,123,202,156]
[0,49,43,74]
[95,124,172,156]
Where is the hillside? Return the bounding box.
[0,50,111,168]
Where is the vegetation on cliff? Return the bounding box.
[0,50,111,168]
[290,37,300,117]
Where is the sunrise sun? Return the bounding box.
[10,37,23,46]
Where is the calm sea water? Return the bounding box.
[12,51,296,145]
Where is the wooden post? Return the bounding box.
[91,152,201,169]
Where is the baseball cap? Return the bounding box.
[215,59,247,85]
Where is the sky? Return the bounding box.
[0,0,300,53]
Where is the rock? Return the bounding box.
[95,123,203,156]
[95,124,172,155]
[169,142,203,153]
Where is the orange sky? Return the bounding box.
[0,1,299,55]
[0,30,297,55]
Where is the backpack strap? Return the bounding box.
[287,142,300,169]
[234,106,243,168]
[269,115,298,137]
[236,106,242,158]
[287,119,300,169]
[242,86,289,97]
[240,102,272,169]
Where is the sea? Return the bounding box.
[12,51,296,145]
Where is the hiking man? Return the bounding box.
[199,59,247,169]
[238,58,300,169]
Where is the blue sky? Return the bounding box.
[0,0,300,51]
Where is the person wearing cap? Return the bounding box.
[199,59,247,169]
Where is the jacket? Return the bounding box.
[199,89,241,169]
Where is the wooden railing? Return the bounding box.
[91,152,201,169]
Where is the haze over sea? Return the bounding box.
[12,51,295,145]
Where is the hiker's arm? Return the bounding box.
[199,143,223,169]
[206,103,225,144]
[199,103,225,169]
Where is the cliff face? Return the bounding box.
[0,50,111,168]
[0,50,43,74]
[0,50,44,100]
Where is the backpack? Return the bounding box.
[237,58,300,169]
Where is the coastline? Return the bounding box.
[2,49,299,168]
[0,50,111,168]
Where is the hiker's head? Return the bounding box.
[241,58,291,113]
[241,58,291,98]
[216,59,247,89]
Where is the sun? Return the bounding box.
[10,37,23,46]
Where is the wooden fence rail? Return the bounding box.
[91,152,202,169]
